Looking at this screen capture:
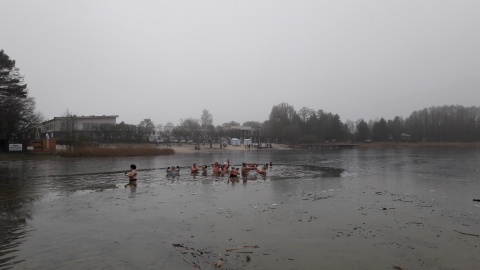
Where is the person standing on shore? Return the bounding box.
[125,164,137,187]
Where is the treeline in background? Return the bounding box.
[2,47,480,149]
[103,103,480,144]
[264,103,480,143]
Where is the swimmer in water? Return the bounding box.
[167,166,180,176]
[229,166,239,177]
[211,161,221,175]
[124,164,137,187]
[241,162,249,176]
[256,165,267,175]
[191,163,199,173]
[229,167,240,183]
[221,162,230,175]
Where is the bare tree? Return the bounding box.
[61,109,77,150]
[200,109,213,127]
[200,109,214,148]
[138,118,155,142]
[179,118,201,147]
[298,107,314,123]
[345,119,356,135]
[155,124,163,142]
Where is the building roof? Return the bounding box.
[43,115,119,124]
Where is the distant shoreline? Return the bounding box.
[1,141,479,160]
[166,143,290,154]
[356,141,480,148]
[166,141,480,154]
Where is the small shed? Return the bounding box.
[231,138,240,146]
[243,139,252,145]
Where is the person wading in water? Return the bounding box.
[125,164,137,188]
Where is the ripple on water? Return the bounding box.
[0,218,28,269]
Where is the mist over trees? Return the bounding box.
[2,48,479,147]
[241,103,480,144]
[138,118,155,141]
[261,103,480,143]
[404,105,480,142]
[261,102,351,143]
[45,103,480,146]
[42,103,480,145]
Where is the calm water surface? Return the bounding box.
[1,148,479,269]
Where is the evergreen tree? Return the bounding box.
[0,50,43,150]
[371,118,389,141]
[355,119,370,142]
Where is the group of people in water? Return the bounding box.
[124,160,273,187]
[190,159,272,178]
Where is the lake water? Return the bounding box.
[1,148,479,269]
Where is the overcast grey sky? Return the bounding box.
[1,1,479,126]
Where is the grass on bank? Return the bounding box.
[57,146,175,157]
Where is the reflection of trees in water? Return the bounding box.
[0,161,124,269]
[0,163,36,269]
[0,188,34,269]
[0,218,27,268]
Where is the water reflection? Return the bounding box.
[0,163,32,269]
[0,219,27,269]
[124,182,137,197]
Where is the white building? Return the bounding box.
[42,115,118,138]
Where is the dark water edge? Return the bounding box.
[1,148,480,269]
